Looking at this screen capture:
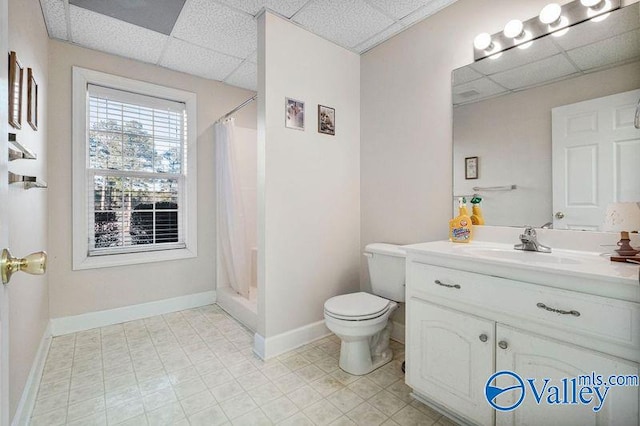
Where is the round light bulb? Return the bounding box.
[473,33,493,51]
[503,19,525,39]
[539,3,562,25]
[581,0,604,8]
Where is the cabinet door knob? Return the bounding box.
[479,334,488,342]
[498,340,508,350]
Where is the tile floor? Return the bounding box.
[30,305,457,426]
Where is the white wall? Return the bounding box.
[360,0,639,323]
[258,12,361,342]
[47,41,256,318]
[7,0,49,418]
[454,61,640,227]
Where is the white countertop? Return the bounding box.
[402,240,640,303]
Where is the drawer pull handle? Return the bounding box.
[536,302,580,317]
[434,279,461,289]
[479,334,488,343]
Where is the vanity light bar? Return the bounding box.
[473,0,620,61]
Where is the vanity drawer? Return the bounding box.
[407,262,640,353]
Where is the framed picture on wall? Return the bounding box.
[318,105,335,135]
[27,68,38,131]
[285,97,305,131]
[465,156,478,180]
[8,51,23,129]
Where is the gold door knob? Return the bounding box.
[1,248,47,284]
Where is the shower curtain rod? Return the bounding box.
[216,94,257,123]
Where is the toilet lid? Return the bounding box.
[324,292,390,319]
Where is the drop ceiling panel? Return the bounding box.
[365,0,427,20]
[41,0,68,40]
[567,29,640,71]
[159,38,244,81]
[172,0,257,58]
[471,37,561,76]
[215,0,309,18]
[490,54,578,90]
[69,0,185,35]
[452,66,483,86]
[452,77,508,105]
[400,0,457,27]
[70,5,168,64]
[552,5,640,51]
[224,61,258,91]
[292,0,394,49]
[355,23,403,53]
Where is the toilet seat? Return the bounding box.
[324,292,391,321]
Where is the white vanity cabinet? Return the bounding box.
[404,244,640,426]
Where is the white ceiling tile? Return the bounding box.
[356,23,403,53]
[470,36,561,76]
[490,54,578,90]
[400,0,457,27]
[70,5,167,64]
[224,61,258,91]
[567,29,640,71]
[552,5,640,51]
[452,77,508,106]
[40,0,68,40]
[215,0,308,18]
[292,0,394,49]
[159,38,244,81]
[172,0,257,58]
[365,0,426,20]
[246,50,257,63]
[452,66,483,86]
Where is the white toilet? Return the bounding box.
[324,243,405,375]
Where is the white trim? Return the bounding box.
[50,291,216,336]
[11,323,52,426]
[253,320,331,360]
[391,321,405,344]
[71,66,198,270]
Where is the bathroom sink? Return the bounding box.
[462,247,583,265]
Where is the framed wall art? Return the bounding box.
[8,51,24,129]
[285,97,304,131]
[27,68,38,131]
[465,156,478,180]
[318,105,335,135]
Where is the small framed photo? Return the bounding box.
[465,156,478,180]
[27,68,38,131]
[285,97,304,131]
[8,51,23,129]
[318,105,335,135]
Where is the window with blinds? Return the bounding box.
[87,84,187,256]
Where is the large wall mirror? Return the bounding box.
[452,3,640,231]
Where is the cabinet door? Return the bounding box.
[408,298,495,426]
[496,325,639,426]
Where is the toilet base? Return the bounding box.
[338,320,394,376]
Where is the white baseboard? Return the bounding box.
[254,320,330,360]
[12,323,52,426]
[391,321,405,344]
[50,291,216,336]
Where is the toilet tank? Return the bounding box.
[364,243,406,302]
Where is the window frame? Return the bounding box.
[72,67,197,270]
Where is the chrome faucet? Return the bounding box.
[514,226,552,253]
[540,222,553,229]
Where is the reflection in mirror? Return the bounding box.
[452,3,640,231]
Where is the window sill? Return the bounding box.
[72,246,197,271]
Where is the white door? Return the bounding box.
[496,325,639,426]
[0,0,11,423]
[552,89,640,230]
[407,299,495,426]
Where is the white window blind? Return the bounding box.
[87,84,187,256]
